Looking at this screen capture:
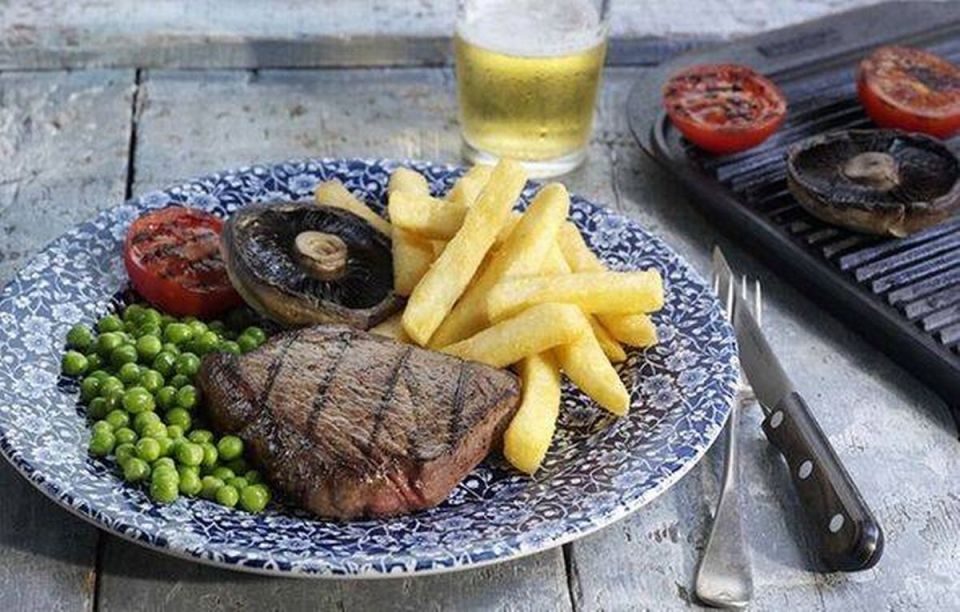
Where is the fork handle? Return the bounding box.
[762,392,884,571]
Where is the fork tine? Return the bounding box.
[725,276,735,322]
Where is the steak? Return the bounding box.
[197,324,521,519]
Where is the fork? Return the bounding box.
[694,272,762,608]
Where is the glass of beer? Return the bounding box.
[454,0,609,178]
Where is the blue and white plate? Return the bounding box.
[0,159,737,577]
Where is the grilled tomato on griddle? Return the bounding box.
[123,207,243,318]
[663,64,787,154]
[858,46,960,139]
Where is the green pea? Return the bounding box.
[115,442,137,464]
[122,386,155,414]
[244,470,262,484]
[152,465,179,486]
[89,429,115,456]
[96,332,123,357]
[149,479,179,504]
[141,308,162,326]
[103,393,124,413]
[133,411,161,434]
[85,353,103,371]
[226,458,247,475]
[136,437,161,462]
[195,331,221,355]
[66,324,95,351]
[123,320,137,333]
[163,323,193,345]
[139,369,164,393]
[152,457,176,472]
[178,469,202,496]
[175,385,197,410]
[189,320,208,335]
[117,362,141,384]
[98,377,124,399]
[200,476,225,499]
[135,323,162,339]
[87,397,109,420]
[89,369,110,381]
[215,484,239,508]
[217,435,244,461]
[208,320,225,333]
[105,409,130,430]
[169,374,190,390]
[211,466,234,481]
[188,429,213,444]
[152,351,177,377]
[166,424,184,440]
[165,407,191,430]
[110,345,139,369]
[141,421,168,440]
[80,376,102,402]
[226,476,248,490]
[155,386,177,410]
[239,484,270,513]
[161,342,181,356]
[114,427,137,445]
[175,353,201,377]
[237,334,259,354]
[242,326,267,345]
[136,335,163,362]
[218,340,241,355]
[122,303,144,322]
[178,464,200,477]
[61,351,89,376]
[155,436,174,457]
[122,457,151,483]
[91,420,113,436]
[97,314,124,333]
[200,442,218,468]
[176,442,204,467]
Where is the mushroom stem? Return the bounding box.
[295,231,348,281]
[842,152,900,192]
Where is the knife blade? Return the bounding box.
[712,247,884,572]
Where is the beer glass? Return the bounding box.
[455,0,610,178]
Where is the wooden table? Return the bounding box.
[2,2,957,610]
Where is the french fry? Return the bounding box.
[503,353,562,474]
[487,270,664,321]
[388,167,430,196]
[558,224,661,347]
[446,164,494,207]
[403,159,527,345]
[442,303,587,368]
[370,313,410,343]
[389,191,468,239]
[540,244,627,363]
[429,183,570,348]
[392,229,435,296]
[314,180,392,236]
[554,323,631,416]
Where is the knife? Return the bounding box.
[713,247,884,572]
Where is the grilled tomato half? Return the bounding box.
[858,46,960,139]
[123,207,243,318]
[663,64,787,155]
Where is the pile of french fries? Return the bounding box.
[314,160,664,474]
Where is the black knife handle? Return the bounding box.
[761,391,884,571]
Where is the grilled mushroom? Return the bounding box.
[221,202,400,329]
[786,129,960,236]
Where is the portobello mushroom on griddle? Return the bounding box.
[221,202,400,329]
[786,129,960,236]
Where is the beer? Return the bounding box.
[455,0,608,177]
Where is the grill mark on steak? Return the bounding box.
[446,363,470,450]
[259,329,303,409]
[368,345,413,449]
[305,330,354,437]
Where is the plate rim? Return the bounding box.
[0,156,739,578]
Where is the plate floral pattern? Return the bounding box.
[0,159,737,577]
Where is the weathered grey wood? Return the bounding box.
[0,0,890,70]
[95,66,572,612]
[567,70,960,611]
[0,69,135,612]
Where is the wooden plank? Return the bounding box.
[0,68,135,612]
[96,67,572,611]
[567,70,960,610]
[0,0,887,70]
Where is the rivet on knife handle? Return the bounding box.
[761,391,884,571]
